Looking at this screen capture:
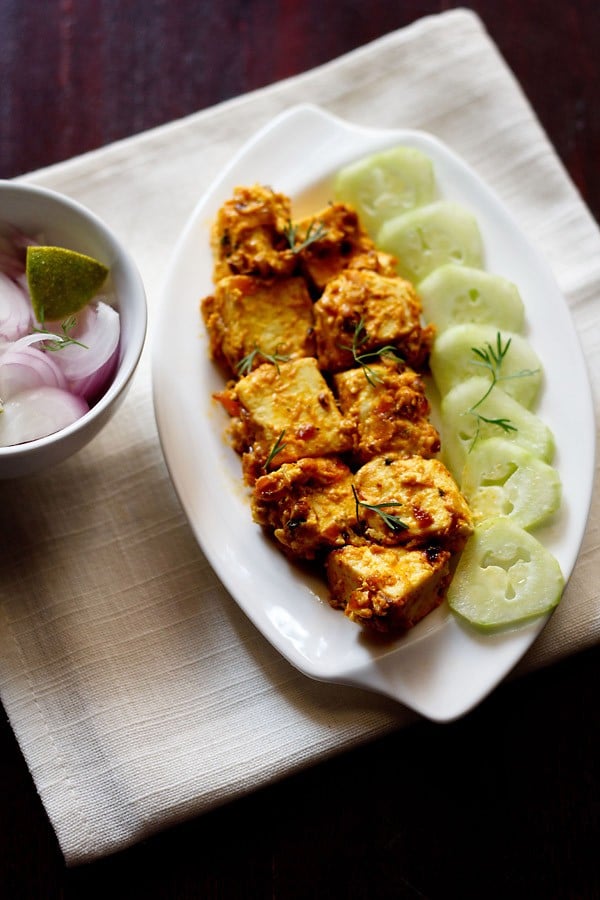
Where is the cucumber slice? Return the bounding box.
[447,517,564,631]
[376,201,484,284]
[430,324,543,409]
[333,146,436,238]
[418,264,525,333]
[460,437,562,530]
[440,376,555,479]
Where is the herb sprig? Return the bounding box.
[236,346,290,376]
[33,312,88,351]
[284,219,328,254]
[342,318,404,385]
[352,485,408,533]
[264,429,287,471]
[467,332,538,450]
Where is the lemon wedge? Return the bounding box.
[26,246,109,322]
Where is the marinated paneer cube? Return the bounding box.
[353,455,473,551]
[252,457,358,559]
[201,275,315,376]
[215,357,354,482]
[313,268,434,373]
[326,543,452,632]
[211,184,297,281]
[333,362,440,463]
[202,181,489,636]
[293,202,396,292]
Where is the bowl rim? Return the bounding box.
[0,179,147,462]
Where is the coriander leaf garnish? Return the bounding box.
[284,219,328,254]
[236,345,290,376]
[33,311,88,351]
[467,331,537,450]
[341,318,404,385]
[264,429,287,471]
[352,485,409,533]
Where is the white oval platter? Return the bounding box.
[152,104,595,722]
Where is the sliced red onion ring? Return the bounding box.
[0,230,28,279]
[0,386,88,447]
[69,345,119,402]
[0,233,121,446]
[11,331,61,349]
[0,251,24,281]
[0,271,31,341]
[0,343,68,399]
[46,301,121,400]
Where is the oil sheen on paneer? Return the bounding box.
[294,202,397,292]
[313,268,434,373]
[333,361,441,463]
[353,455,473,551]
[201,275,315,376]
[211,184,296,281]
[326,543,452,632]
[215,357,354,483]
[252,457,357,559]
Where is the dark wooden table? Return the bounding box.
[1,3,598,897]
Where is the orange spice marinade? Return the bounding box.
[201,183,473,633]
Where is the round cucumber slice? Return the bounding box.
[460,437,562,530]
[430,324,543,409]
[333,146,436,238]
[376,201,484,284]
[447,517,564,631]
[418,264,525,333]
[440,376,555,479]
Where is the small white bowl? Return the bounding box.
[0,180,147,478]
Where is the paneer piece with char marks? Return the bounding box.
[294,202,396,292]
[252,457,358,560]
[333,361,441,464]
[353,454,473,551]
[313,268,434,373]
[326,543,452,633]
[211,184,297,282]
[215,357,354,484]
[201,275,315,377]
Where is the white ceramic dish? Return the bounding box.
[0,181,147,478]
[152,104,595,722]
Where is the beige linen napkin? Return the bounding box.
[1,9,598,864]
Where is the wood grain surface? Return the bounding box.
[1,2,598,897]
